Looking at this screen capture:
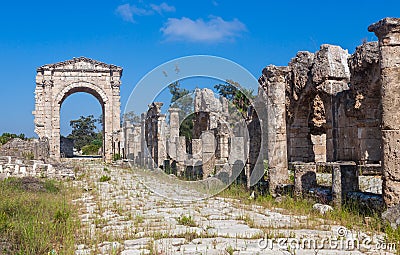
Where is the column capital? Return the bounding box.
[261,65,290,84]
[368,18,400,40]
[168,107,180,113]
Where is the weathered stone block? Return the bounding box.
[331,162,359,207]
[381,68,400,129]
[312,44,350,85]
[201,131,215,153]
[191,139,202,160]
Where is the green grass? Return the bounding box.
[99,175,111,182]
[219,183,400,253]
[0,177,79,255]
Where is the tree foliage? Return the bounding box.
[67,115,99,151]
[214,79,254,116]
[168,81,193,119]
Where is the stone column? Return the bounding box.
[263,65,289,195]
[191,139,202,160]
[140,113,147,167]
[216,121,230,162]
[201,130,216,179]
[156,114,167,168]
[369,18,400,208]
[168,108,180,159]
[176,136,186,176]
[169,108,180,138]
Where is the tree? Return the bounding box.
[168,81,193,119]
[67,115,98,151]
[122,111,141,125]
[214,79,254,117]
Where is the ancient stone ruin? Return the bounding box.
[122,88,250,183]
[121,17,400,214]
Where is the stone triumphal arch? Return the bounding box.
[33,57,122,162]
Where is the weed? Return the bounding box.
[177,215,197,227]
[135,214,144,224]
[226,245,235,255]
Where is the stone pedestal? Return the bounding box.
[369,18,400,208]
[292,162,317,196]
[331,162,359,207]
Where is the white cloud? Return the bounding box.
[150,2,176,14]
[116,2,175,23]
[161,16,246,43]
[116,4,135,22]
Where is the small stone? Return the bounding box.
[382,204,400,229]
[312,203,333,215]
[120,250,142,255]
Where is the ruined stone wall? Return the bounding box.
[256,17,400,209]
[348,42,382,164]
[260,43,382,166]
[0,138,49,161]
[125,88,245,182]
[0,156,74,180]
[192,88,233,179]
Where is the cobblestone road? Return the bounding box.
[72,161,395,255]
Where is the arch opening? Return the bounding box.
[60,91,104,159]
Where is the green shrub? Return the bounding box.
[0,133,27,145]
[22,152,35,160]
[81,144,101,155]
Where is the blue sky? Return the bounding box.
[0,0,398,137]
